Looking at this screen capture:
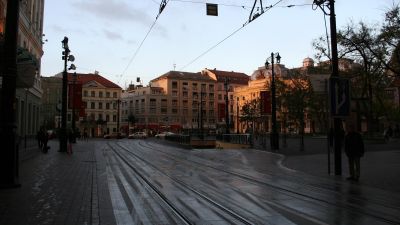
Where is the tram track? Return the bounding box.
[129,140,400,225]
[106,142,257,225]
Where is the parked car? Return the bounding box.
[155,131,175,139]
[128,132,147,139]
[104,132,124,139]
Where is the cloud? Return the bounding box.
[71,0,153,26]
[103,29,123,41]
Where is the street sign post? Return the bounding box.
[329,77,350,117]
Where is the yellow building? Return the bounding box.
[121,70,249,135]
[68,72,122,137]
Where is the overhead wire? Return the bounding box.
[118,0,170,83]
[180,0,286,70]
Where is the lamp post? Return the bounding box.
[224,78,230,134]
[265,52,281,150]
[60,37,75,152]
[71,72,77,143]
[0,0,20,187]
[236,96,239,134]
[117,99,121,135]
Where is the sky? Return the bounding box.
[41,0,399,87]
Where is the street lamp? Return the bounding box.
[71,72,77,143]
[224,78,230,134]
[236,96,240,134]
[60,36,75,152]
[265,52,281,150]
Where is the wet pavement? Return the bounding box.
[0,137,399,225]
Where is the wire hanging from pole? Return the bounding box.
[119,0,170,83]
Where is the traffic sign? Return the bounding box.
[329,77,350,117]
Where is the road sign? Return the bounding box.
[206,3,218,16]
[329,77,350,117]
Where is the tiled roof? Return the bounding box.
[205,69,249,85]
[152,71,214,82]
[67,73,121,89]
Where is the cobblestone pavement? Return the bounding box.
[0,140,116,225]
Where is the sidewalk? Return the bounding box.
[0,140,116,225]
[268,137,400,193]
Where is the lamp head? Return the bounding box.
[276,53,281,64]
[68,55,75,62]
[68,64,76,70]
[62,36,69,49]
[265,60,269,69]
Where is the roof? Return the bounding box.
[67,73,121,89]
[204,69,249,85]
[151,71,214,82]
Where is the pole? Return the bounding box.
[200,92,204,139]
[270,53,279,150]
[225,78,230,134]
[117,99,120,133]
[329,0,342,175]
[236,97,239,134]
[71,73,76,143]
[0,0,20,188]
[60,50,68,152]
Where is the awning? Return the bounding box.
[16,47,39,88]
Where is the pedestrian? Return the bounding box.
[67,130,74,155]
[344,123,364,181]
[42,129,49,153]
[36,129,43,149]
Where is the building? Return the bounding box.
[41,76,62,129]
[201,69,250,133]
[0,0,45,146]
[73,72,122,137]
[120,70,249,135]
[44,72,123,137]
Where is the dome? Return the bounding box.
[303,57,314,68]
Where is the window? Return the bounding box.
[83,90,88,97]
[192,83,198,90]
[183,100,188,108]
[99,92,103,98]
[106,103,110,109]
[209,93,214,99]
[91,91,95,97]
[113,115,117,122]
[209,101,214,108]
[106,115,110,122]
[113,92,117,98]
[172,81,178,89]
[183,91,188,98]
[161,108,167,114]
[172,90,178,96]
[201,84,206,92]
[172,100,178,107]
[209,84,214,92]
[98,102,103,109]
[161,99,167,107]
[91,102,95,109]
[106,92,110,98]
[98,113,103,120]
[218,94,222,100]
[172,108,178,114]
[193,92,198,99]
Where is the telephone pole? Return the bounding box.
[0,0,20,188]
[328,0,343,176]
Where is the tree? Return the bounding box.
[240,98,261,133]
[277,70,312,151]
[313,5,400,133]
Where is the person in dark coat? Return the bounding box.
[344,124,364,181]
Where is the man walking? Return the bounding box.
[344,123,364,181]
